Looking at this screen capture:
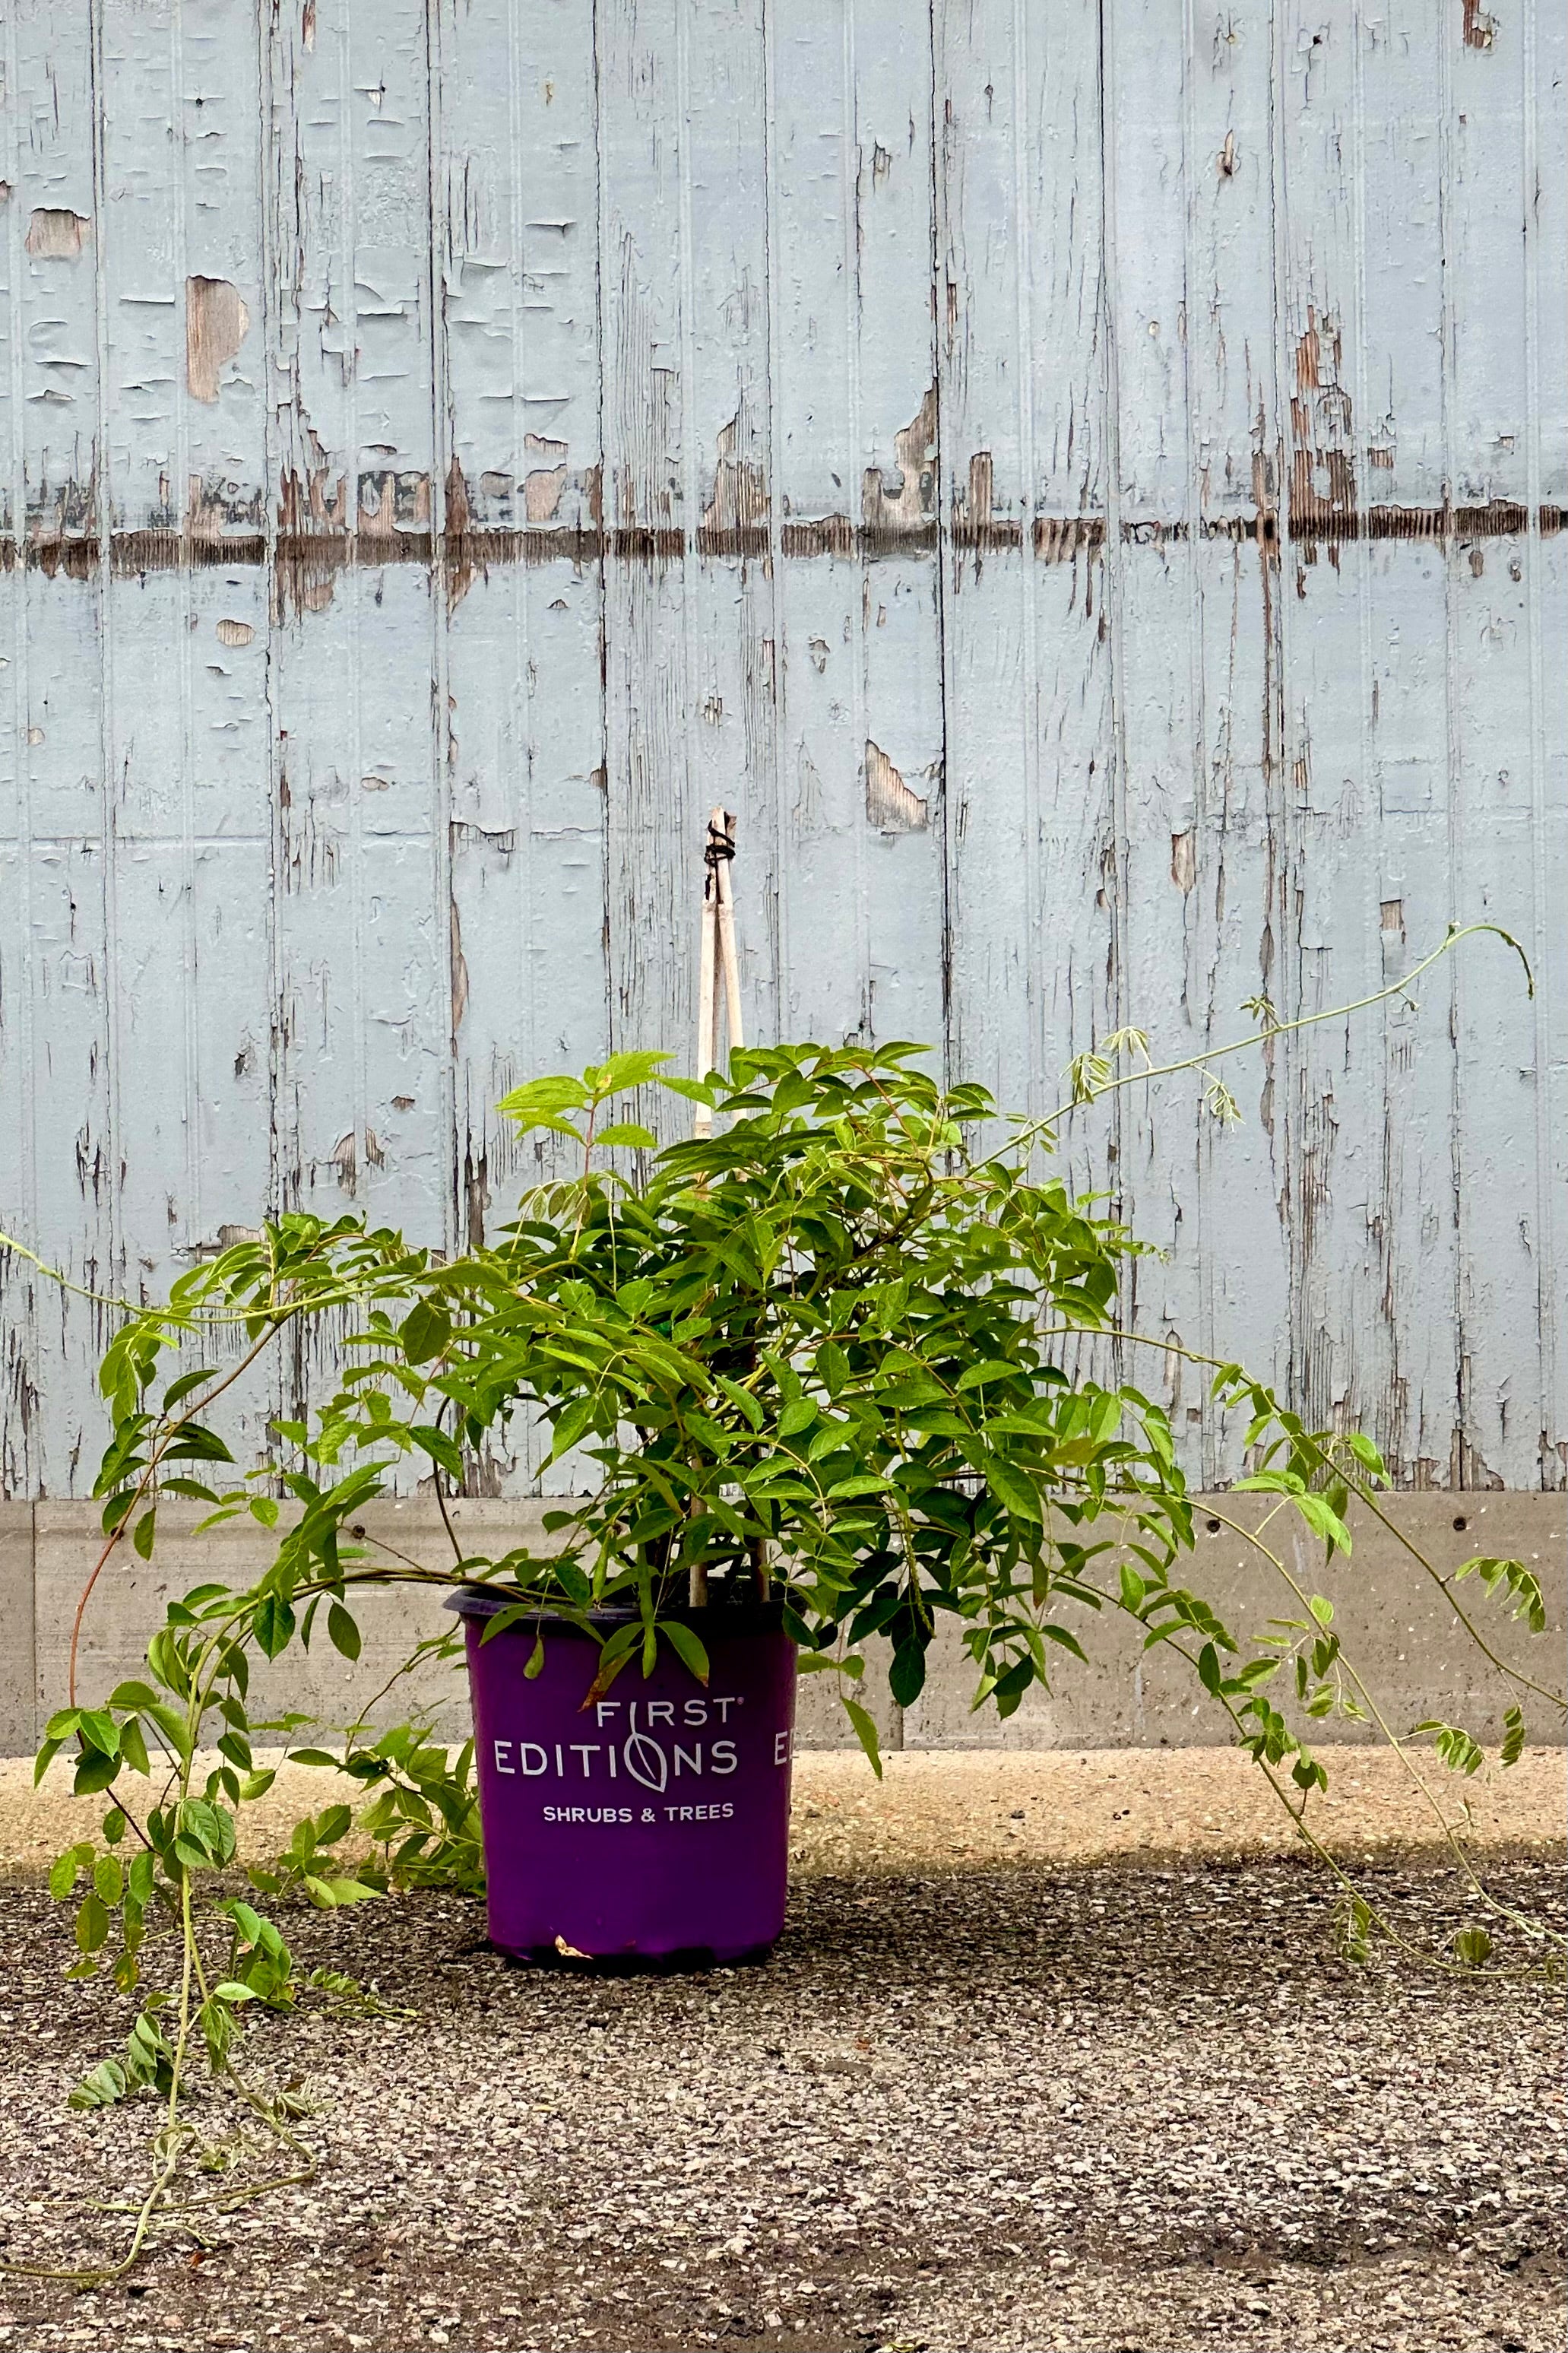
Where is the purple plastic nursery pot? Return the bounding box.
[447,1587,798,1969]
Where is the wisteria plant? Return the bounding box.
[5,921,1560,2288]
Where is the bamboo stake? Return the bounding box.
[690,807,739,1603]
[714,812,744,1058]
[687,810,768,1606]
[717,817,766,1598]
[693,877,718,1144]
[692,807,737,1143]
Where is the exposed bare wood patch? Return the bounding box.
[865,740,928,832]
[779,515,854,559]
[1462,0,1497,49]
[445,457,471,538]
[961,452,993,529]
[702,406,768,549]
[1034,516,1106,560]
[1454,1434,1506,1490]
[1290,305,1356,528]
[359,470,432,538]
[215,618,255,647]
[186,474,266,540]
[185,276,250,401]
[524,434,569,524]
[274,553,337,619]
[25,208,91,258]
[442,457,477,610]
[603,526,684,560]
[464,1136,489,1251]
[280,460,351,534]
[450,893,470,1048]
[1295,498,1538,541]
[863,388,938,534]
[951,452,1023,552]
[1170,832,1197,894]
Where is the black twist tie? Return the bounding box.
[704,817,736,898]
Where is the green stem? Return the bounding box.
[1041,1319,1566,1715]
[1018,921,1530,1142]
[70,1310,303,1704]
[1200,1503,1564,1959]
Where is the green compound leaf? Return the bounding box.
[843,1698,882,1781]
[661,1621,710,1687]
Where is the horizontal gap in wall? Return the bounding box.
[1,500,1560,580]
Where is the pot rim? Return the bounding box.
[445,1582,787,1636]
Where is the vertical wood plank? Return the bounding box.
[1354,5,1472,1480]
[1530,539,1568,1486]
[7,0,100,547]
[97,0,272,1429]
[438,0,600,538]
[597,0,700,1095]
[598,0,785,1111]
[1526,2,1568,1486]
[765,0,869,1047]
[1,5,113,1489]
[264,0,452,1285]
[436,0,609,1255]
[846,2,945,1058]
[768,0,945,1067]
[1357,2,1445,512]
[680,0,781,1061]
[0,14,34,1487]
[935,0,1114,1222]
[1444,4,1563,1485]
[1101,0,1205,1433]
[1180,5,1294,1476]
[271,569,450,1237]
[1446,543,1561,1484]
[1273,0,1411,1466]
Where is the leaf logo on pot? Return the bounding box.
[622,1706,668,1794]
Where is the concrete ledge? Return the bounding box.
[902,1493,1566,1751]
[0,1505,34,1758]
[1,1492,1561,1758]
[31,1498,516,1752]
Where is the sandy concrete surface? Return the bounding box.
[784,1746,1566,1873]
[1,1744,1562,1883]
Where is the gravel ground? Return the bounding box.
[0,1855,1562,2353]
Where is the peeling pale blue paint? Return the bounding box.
[0,0,1563,1496]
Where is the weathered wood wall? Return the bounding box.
[0,0,1563,1497]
